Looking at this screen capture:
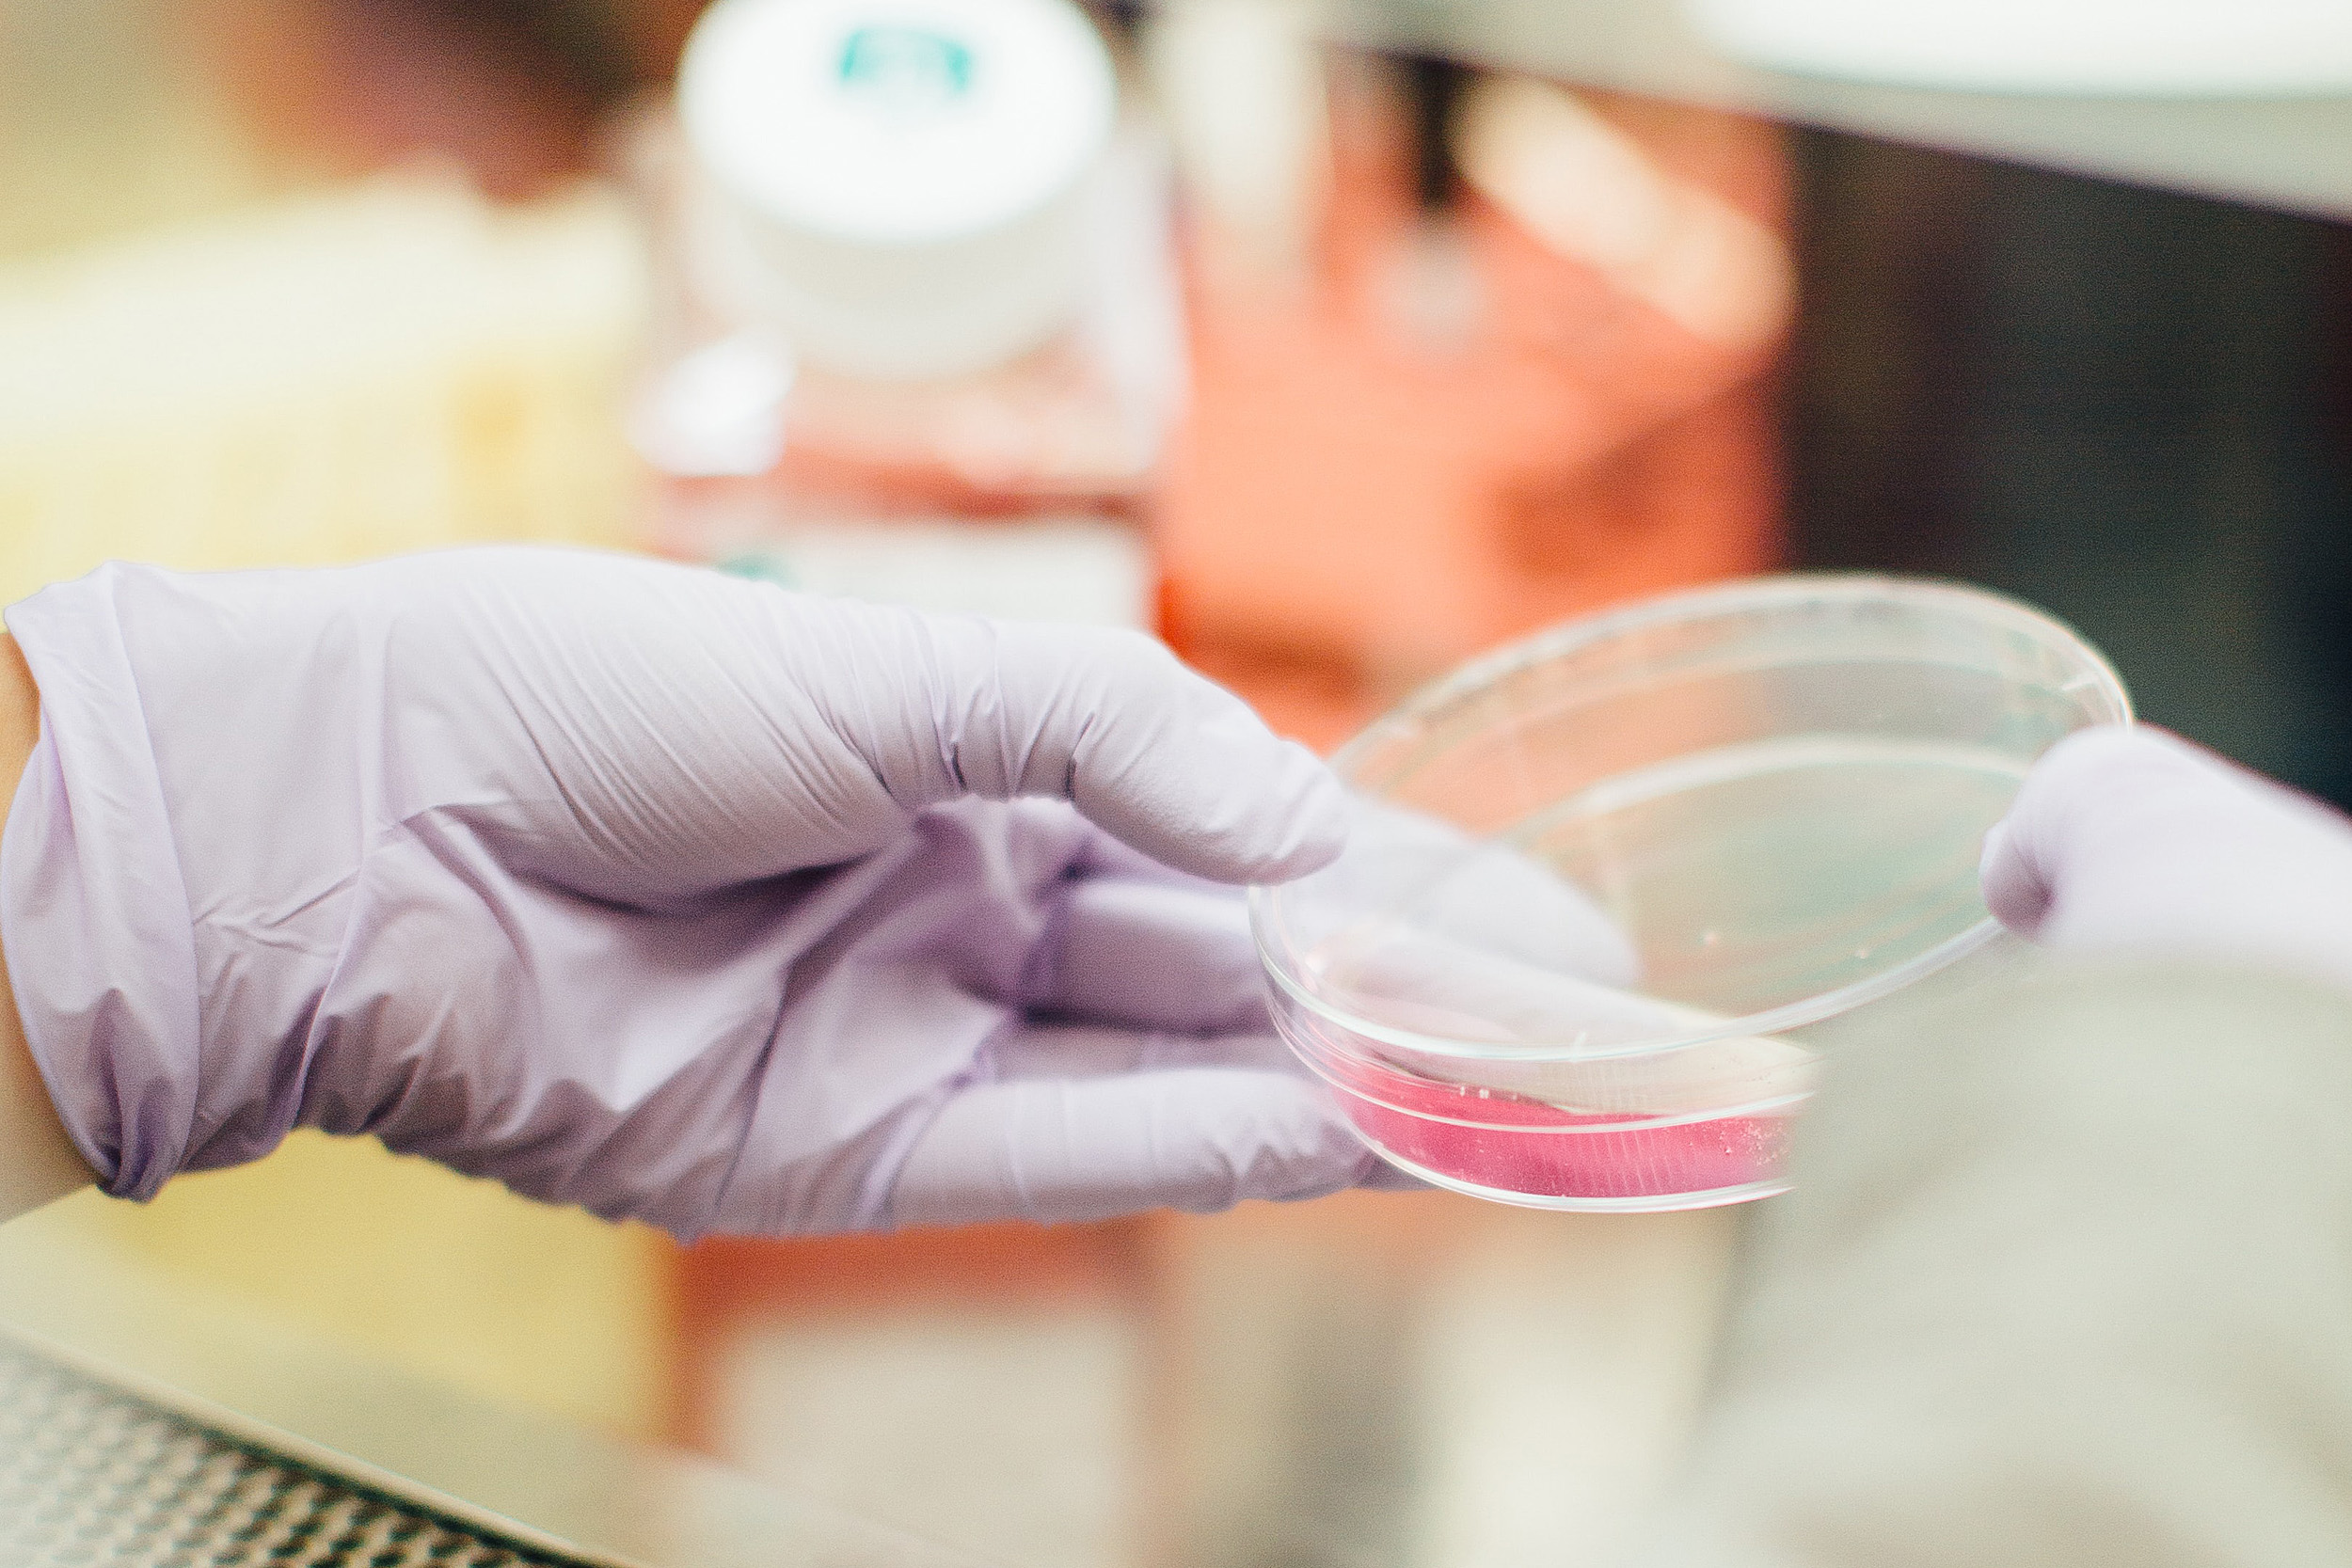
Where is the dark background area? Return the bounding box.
[1789,130,2352,805]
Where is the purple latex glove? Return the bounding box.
[1,547,1384,1238]
[1982,725,2352,991]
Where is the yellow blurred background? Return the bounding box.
[3,0,671,1440]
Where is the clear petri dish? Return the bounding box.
[1250,574,2132,1212]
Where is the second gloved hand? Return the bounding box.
[3,548,1379,1237]
[1981,725,2352,991]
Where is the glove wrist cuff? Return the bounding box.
[4,571,212,1200]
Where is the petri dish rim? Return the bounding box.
[1353,1142,1793,1213]
[1249,572,2133,1064]
[1283,1032,1819,1131]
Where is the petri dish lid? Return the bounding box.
[1254,575,2134,1062]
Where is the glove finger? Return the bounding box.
[1295,796,1643,984]
[1060,772,1643,998]
[1029,874,1270,1034]
[1073,830,1226,889]
[1977,816,2049,934]
[886,1054,1383,1229]
[1027,811,1620,1042]
[803,600,1346,885]
[1983,724,2352,985]
[984,1022,1297,1080]
[1979,724,2152,938]
[1984,725,2264,942]
[1356,1158,1432,1192]
[1309,930,1816,1116]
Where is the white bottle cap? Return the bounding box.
[679,0,1119,380]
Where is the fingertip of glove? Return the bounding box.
[1127,733,1349,887]
[1988,725,2210,936]
[1978,816,2049,935]
[1245,743,1350,882]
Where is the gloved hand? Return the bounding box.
[2,547,1384,1238]
[1981,724,2352,991]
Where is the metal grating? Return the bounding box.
[0,1339,592,1568]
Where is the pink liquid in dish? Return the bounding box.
[1318,1050,1792,1204]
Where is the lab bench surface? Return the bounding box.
[0,1222,987,1568]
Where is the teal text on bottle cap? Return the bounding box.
[837,25,976,113]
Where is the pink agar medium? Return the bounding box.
[1316,1048,1792,1205]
